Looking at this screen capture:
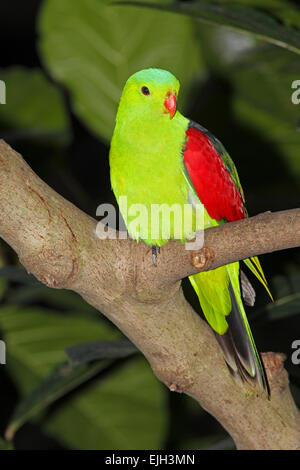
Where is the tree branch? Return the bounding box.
[0,140,299,450]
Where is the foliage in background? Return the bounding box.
[0,0,299,450]
[0,67,70,145]
[39,0,202,142]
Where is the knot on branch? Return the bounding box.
[166,372,194,394]
[262,352,287,390]
[20,246,79,289]
[153,360,195,394]
[191,246,215,271]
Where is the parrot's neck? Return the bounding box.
[113,110,188,165]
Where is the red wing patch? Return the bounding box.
[183,127,246,222]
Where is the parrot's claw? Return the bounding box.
[152,245,160,266]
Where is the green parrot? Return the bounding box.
[109,68,271,393]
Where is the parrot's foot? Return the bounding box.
[152,245,160,266]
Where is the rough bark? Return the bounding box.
[0,140,299,450]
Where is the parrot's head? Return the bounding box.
[117,68,180,122]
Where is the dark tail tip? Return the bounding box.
[215,282,269,396]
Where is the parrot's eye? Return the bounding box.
[141,86,150,96]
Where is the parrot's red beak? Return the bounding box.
[164,91,177,119]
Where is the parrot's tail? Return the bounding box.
[189,265,269,395]
[215,282,269,394]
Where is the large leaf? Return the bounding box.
[6,286,98,317]
[65,338,138,364]
[0,307,167,449]
[228,47,300,179]
[43,357,167,450]
[0,266,99,316]
[5,340,138,440]
[38,0,203,142]
[5,361,109,440]
[119,0,300,55]
[251,272,300,320]
[265,292,300,320]
[0,67,70,145]
[263,273,300,320]
[0,305,118,393]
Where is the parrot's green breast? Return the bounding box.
[110,112,200,245]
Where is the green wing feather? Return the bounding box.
[244,257,273,301]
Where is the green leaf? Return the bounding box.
[65,338,138,364]
[226,46,300,182]
[5,360,109,440]
[43,357,167,450]
[0,305,118,393]
[119,0,300,55]
[271,275,293,300]
[0,266,98,316]
[0,67,71,145]
[5,331,138,442]
[266,292,300,320]
[6,339,139,440]
[38,0,203,142]
[205,0,300,29]
[0,306,167,449]
[6,284,98,317]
